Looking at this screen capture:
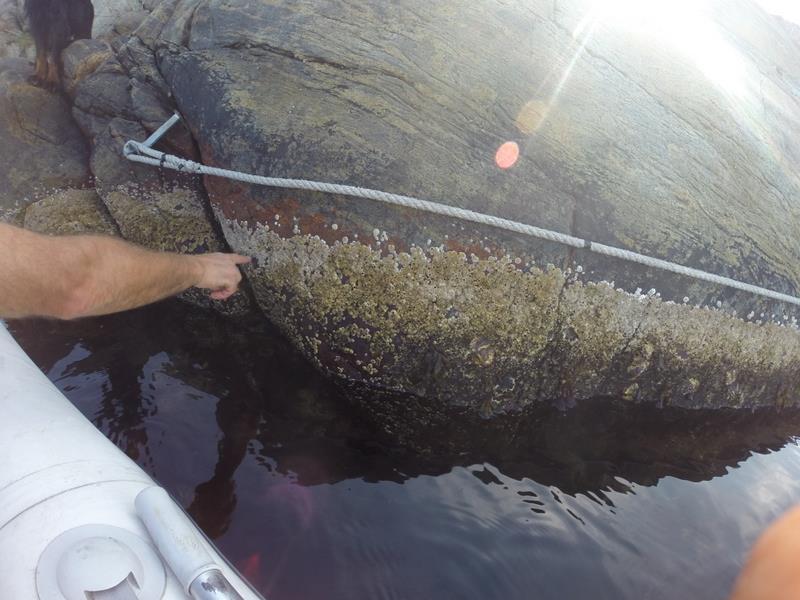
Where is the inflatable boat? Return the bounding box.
[0,324,264,599]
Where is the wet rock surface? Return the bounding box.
[6,0,800,434]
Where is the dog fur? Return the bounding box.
[25,0,94,90]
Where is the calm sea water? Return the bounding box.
[9,300,800,600]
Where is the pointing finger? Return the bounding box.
[230,255,252,265]
[211,288,235,300]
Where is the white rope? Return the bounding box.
[123,138,800,307]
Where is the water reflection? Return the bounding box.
[17,311,156,462]
[188,378,262,539]
[255,390,800,497]
[10,301,800,497]
[9,302,800,599]
[10,303,269,531]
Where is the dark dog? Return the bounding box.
[25,0,94,90]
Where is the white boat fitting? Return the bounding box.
[0,324,265,600]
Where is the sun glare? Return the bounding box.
[587,0,749,99]
[509,0,781,171]
[754,0,800,25]
[512,0,755,144]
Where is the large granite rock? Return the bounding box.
[67,0,800,432]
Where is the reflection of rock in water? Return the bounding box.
[9,309,156,462]
[187,344,265,538]
[255,384,800,497]
[27,296,797,502]
[9,300,360,539]
[10,301,800,536]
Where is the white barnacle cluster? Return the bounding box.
[369,228,390,245]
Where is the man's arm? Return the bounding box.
[0,223,250,320]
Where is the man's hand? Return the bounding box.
[0,222,254,319]
[191,253,252,300]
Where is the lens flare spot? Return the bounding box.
[240,553,261,581]
[516,100,549,134]
[495,141,520,170]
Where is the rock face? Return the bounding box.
[0,58,91,222]
[92,0,161,38]
[16,0,800,434]
[61,38,114,96]
[0,0,32,61]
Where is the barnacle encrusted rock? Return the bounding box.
[224,219,800,418]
